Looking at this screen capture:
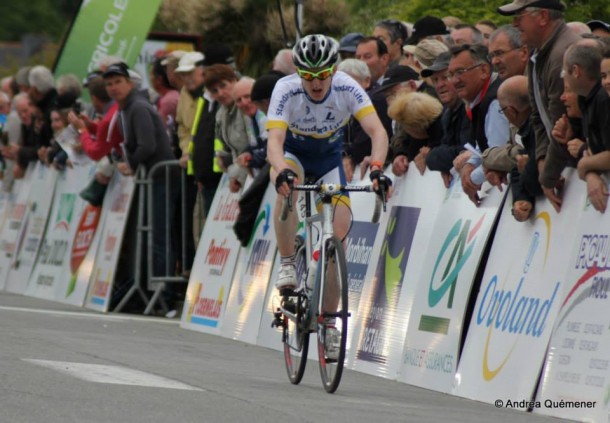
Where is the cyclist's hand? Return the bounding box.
[275,168,298,198]
[370,169,393,201]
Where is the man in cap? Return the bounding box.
[104,62,176,278]
[338,32,364,60]
[406,16,450,46]
[587,20,610,38]
[423,52,473,183]
[498,0,579,212]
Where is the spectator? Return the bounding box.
[338,59,393,181]
[443,16,463,31]
[375,65,421,105]
[15,66,31,93]
[586,20,610,38]
[496,76,541,221]
[150,56,180,130]
[339,33,364,60]
[232,77,268,172]
[563,44,610,212]
[161,50,186,91]
[447,43,509,205]
[374,19,409,66]
[272,49,297,75]
[388,91,444,176]
[423,52,472,184]
[27,65,57,152]
[406,16,450,46]
[175,51,205,168]
[552,78,585,162]
[451,24,484,46]
[488,25,529,81]
[204,65,249,193]
[413,39,449,69]
[356,37,390,89]
[251,73,283,115]
[567,21,592,36]
[2,93,37,177]
[498,0,580,212]
[601,50,610,96]
[476,20,498,45]
[104,62,176,278]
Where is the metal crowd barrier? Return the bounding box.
[114,160,188,315]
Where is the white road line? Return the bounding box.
[24,359,203,391]
[0,305,179,324]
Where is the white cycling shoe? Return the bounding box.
[325,326,341,361]
[276,263,298,293]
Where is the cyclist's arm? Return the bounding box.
[267,127,289,174]
[359,112,388,169]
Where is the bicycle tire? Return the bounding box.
[283,236,309,384]
[317,235,348,393]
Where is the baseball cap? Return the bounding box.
[374,65,420,94]
[406,16,449,45]
[102,62,130,78]
[420,52,452,77]
[175,52,205,73]
[251,73,283,102]
[161,50,187,67]
[339,33,365,54]
[587,20,610,34]
[83,70,103,87]
[497,0,565,16]
[201,44,235,66]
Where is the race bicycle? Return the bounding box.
[272,175,387,393]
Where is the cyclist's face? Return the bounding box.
[299,67,334,101]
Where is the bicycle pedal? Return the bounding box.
[271,309,284,328]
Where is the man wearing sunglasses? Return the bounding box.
[266,34,391,293]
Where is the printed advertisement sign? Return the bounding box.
[25,164,94,304]
[181,174,242,335]
[399,182,504,392]
[54,0,163,81]
[454,170,582,407]
[221,186,278,344]
[535,175,610,422]
[85,172,135,312]
[5,163,58,294]
[348,166,445,378]
[0,165,34,290]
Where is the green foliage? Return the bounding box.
[0,0,76,41]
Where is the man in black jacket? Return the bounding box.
[103,62,176,278]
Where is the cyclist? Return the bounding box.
[266,34,392,295]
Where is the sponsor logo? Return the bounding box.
[205,239,231,276]
[190,286,225,328]
[478,212,556,381]
[54,193,76,231]
[213,195,239,222]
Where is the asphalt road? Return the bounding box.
[0,292,568,423]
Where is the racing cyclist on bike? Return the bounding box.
[267,34,392,295]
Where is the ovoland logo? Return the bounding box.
[477,212,558,381]
[239,204,272,306]
[419,215,485,335]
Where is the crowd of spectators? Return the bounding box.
[2,0,610,305]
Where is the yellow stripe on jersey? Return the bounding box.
[354,104,376,122]
[266,120,289,130]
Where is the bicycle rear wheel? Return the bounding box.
[283,236,309,384]
[317,236,348,393]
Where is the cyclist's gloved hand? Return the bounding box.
[369,169,392,195]
[275,168,298,194]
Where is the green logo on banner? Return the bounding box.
[55,193,77,231]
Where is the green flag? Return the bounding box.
[54,0,163,78]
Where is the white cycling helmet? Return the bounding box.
[292,34,339,69]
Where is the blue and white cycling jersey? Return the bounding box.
[266,71,375,165]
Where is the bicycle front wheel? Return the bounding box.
[317,235,349,393]
[283,237,309,384]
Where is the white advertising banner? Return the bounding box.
[0,165,34,290]
[398,179,505,392]
[181,174,242,335]
[85,173,135,312]
[25,164,95,304]
[348,166,445,378]
[5,163,58,294]
[453,170,582,408]
[221,186,278,344]
[535,174,610,422]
